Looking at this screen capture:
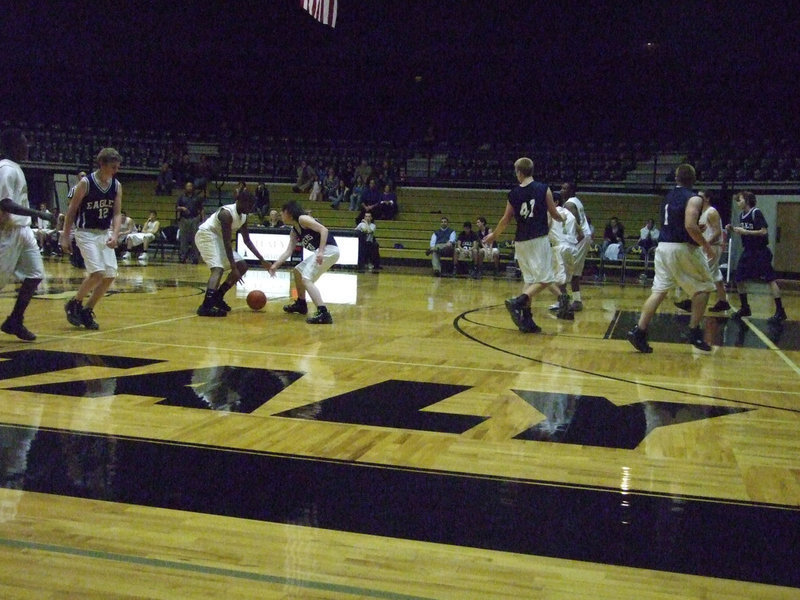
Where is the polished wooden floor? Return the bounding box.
[1,258,799,599]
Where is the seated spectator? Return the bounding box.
[355,159,373,186]
[322,167,339,201]
[638,218,660,252]
[118,211,136,259]
[598,216,624,277]
[293,160,315,193]
[329,179,350,210]
[125,210,160,265]
[234,180,248,198]
[33,202,54,253]
[600,215,624,257]
[454,221,479,277]
[193,155,214,195]
[349,175,366,211]
[265,209,284,228]
[375,184,398,220]
[173,154,193,187]
[308,173,323,202]
[475,216,500,276]
[355,211,381,271]
[355,178,381,224]
[155,162,174,195]
[425,216,456,277]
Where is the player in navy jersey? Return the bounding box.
[269,200,339,324]
[726,191,787,324]
[482,157,563,333]
[61,148,123,330]
[628,164,715,353]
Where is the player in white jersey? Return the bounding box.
[560,183,592,311]
[673,190,731,313]
[0,129,54,341]
[195,190,270,317]
[547,201,581,320]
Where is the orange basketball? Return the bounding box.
[246,290,267,311]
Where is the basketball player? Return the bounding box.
[726,191,787,324]
[269,200,339,324]
[61,148,124,330]
[482,157,563,333]
[546,194,581,320]
[560,183,593,310]
[0,128,56,341]
[674,190,730,313]
[194,190,271,317]
[628,164,715,353]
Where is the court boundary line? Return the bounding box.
[0,536,434,600]
[453,305,800,414]
[739,317,800,378]
[4,308,800,400]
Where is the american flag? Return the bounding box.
[302,0,337,28]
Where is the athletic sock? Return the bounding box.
[775,297,784,312]
[218,282,232,297]
[573,292,582,302]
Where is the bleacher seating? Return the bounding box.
[9,119,800,191]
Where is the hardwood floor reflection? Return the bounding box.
[1,259,798,599]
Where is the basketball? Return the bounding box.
[247,290,267,311]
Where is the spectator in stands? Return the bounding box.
[33,202,53,253]
[176,181,203,264]
[602,216,625,254]
[308,173,323,202]
[454,221,480,277]
[355,178,381,224]
[376,184,398,219]
[125,210,160,265]
[726,191,787,324]
[193,155,214,195]
[322,167,339,201]
[40,205,62,256]
[329,179,350,209]
[265,209,284,228]
[638,218,660,252]
[349,175,366,211]
[254,183,270,222]
[599,215,625,277]
[118,211,136,259]
[355,159,373,186]
[234,180,248,198]
[475,216,500,277]
[155,162,173,196]
[355,211,381,271]
[426,216,456,277]
[173,154,193,187]
[340,160,355,188]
